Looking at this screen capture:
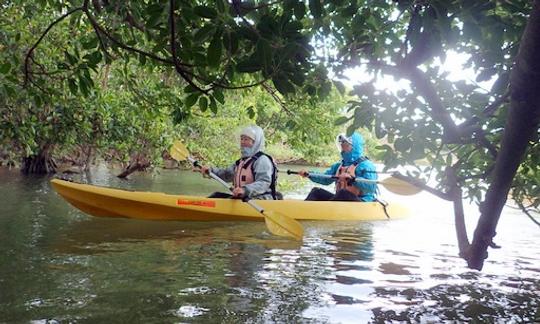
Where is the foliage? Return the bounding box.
[324,0,538,210]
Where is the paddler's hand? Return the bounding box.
[298,170,310,178]
[337,173,354,184]
[193,166,211,178]
[232,187,245,198]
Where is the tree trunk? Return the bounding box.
[21,145,57,174]
[467,0,540,270]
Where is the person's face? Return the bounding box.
[340,141,352,152]
[240,135,255,148]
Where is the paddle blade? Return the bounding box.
[263,211,304,241]
[169,140,190,162]
[381,177,422,196]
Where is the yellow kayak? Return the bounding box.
[50,179,409,221]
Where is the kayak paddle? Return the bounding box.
[285,170,421,196]
[169,141,304,241]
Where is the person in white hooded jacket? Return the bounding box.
[195,125,280,200]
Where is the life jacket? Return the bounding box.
[234,152,278,200]
[335,157,368,197]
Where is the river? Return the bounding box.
[0,166,538,323]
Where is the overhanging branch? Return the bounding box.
[24,5,85,86]
[169,0,208,94]
[399,65,461,142]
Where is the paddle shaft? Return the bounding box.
[189,156,266,213]
[286,170,378,185]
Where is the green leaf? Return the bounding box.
[194,6,218,19]
[223,31,239,54]
[309,0,323,19]
[207,31,222,67]
[194,25,215,42]
[213,90,225,104]
[334,116,350,125]
[236,58,261,73]
[375,120,387,139]
[139,53,147,65]
[199,96,208,111]
[294,2,306,19]
[237,26,259,42]
[246,105,255,119]
[284,21,303,37]
[272,75,295,95]
[185,92,200,108]
[216,0,226,13]
[184,85,199,93]
[287,69,305,86]
[79,75,90,97]
[0,62,11,74]
[146,6,164,28]
[333,80,345,95]
[34,94,43,108]
[394,137,412,152]
[85,51,102,67]
[409,143,425,160]
[68,78,78,95]
[346,124,356,136]
[209,96,218,113]
[255,39,272,73]
[4,84,16,96]
[65,51,78,65]
[82,36,99,50]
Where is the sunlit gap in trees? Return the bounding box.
[336,50,497,125]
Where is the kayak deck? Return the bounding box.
[50,179,409,221]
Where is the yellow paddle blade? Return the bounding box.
[263,210,304,241]
[381,177,422,196]
[169,140,189,161]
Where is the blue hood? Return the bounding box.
[340,132,364,166]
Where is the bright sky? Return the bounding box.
[339,51,495,93]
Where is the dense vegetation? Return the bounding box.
[1,0,539,270]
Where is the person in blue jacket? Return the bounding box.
[298,131,378,202]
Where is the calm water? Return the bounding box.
[0,166,539,323]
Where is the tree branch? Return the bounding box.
[24,6,85,86]
[456,91,510,136]
[516,201,540,227]
[83,6,177,66]
[446,166,471,257]
[169,0,209,94]
[261,82,294,116]
[399,65,461,142]
[391,172,453,201]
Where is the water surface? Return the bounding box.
[0,166,538,323]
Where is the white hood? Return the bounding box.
[240,125,265,157]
